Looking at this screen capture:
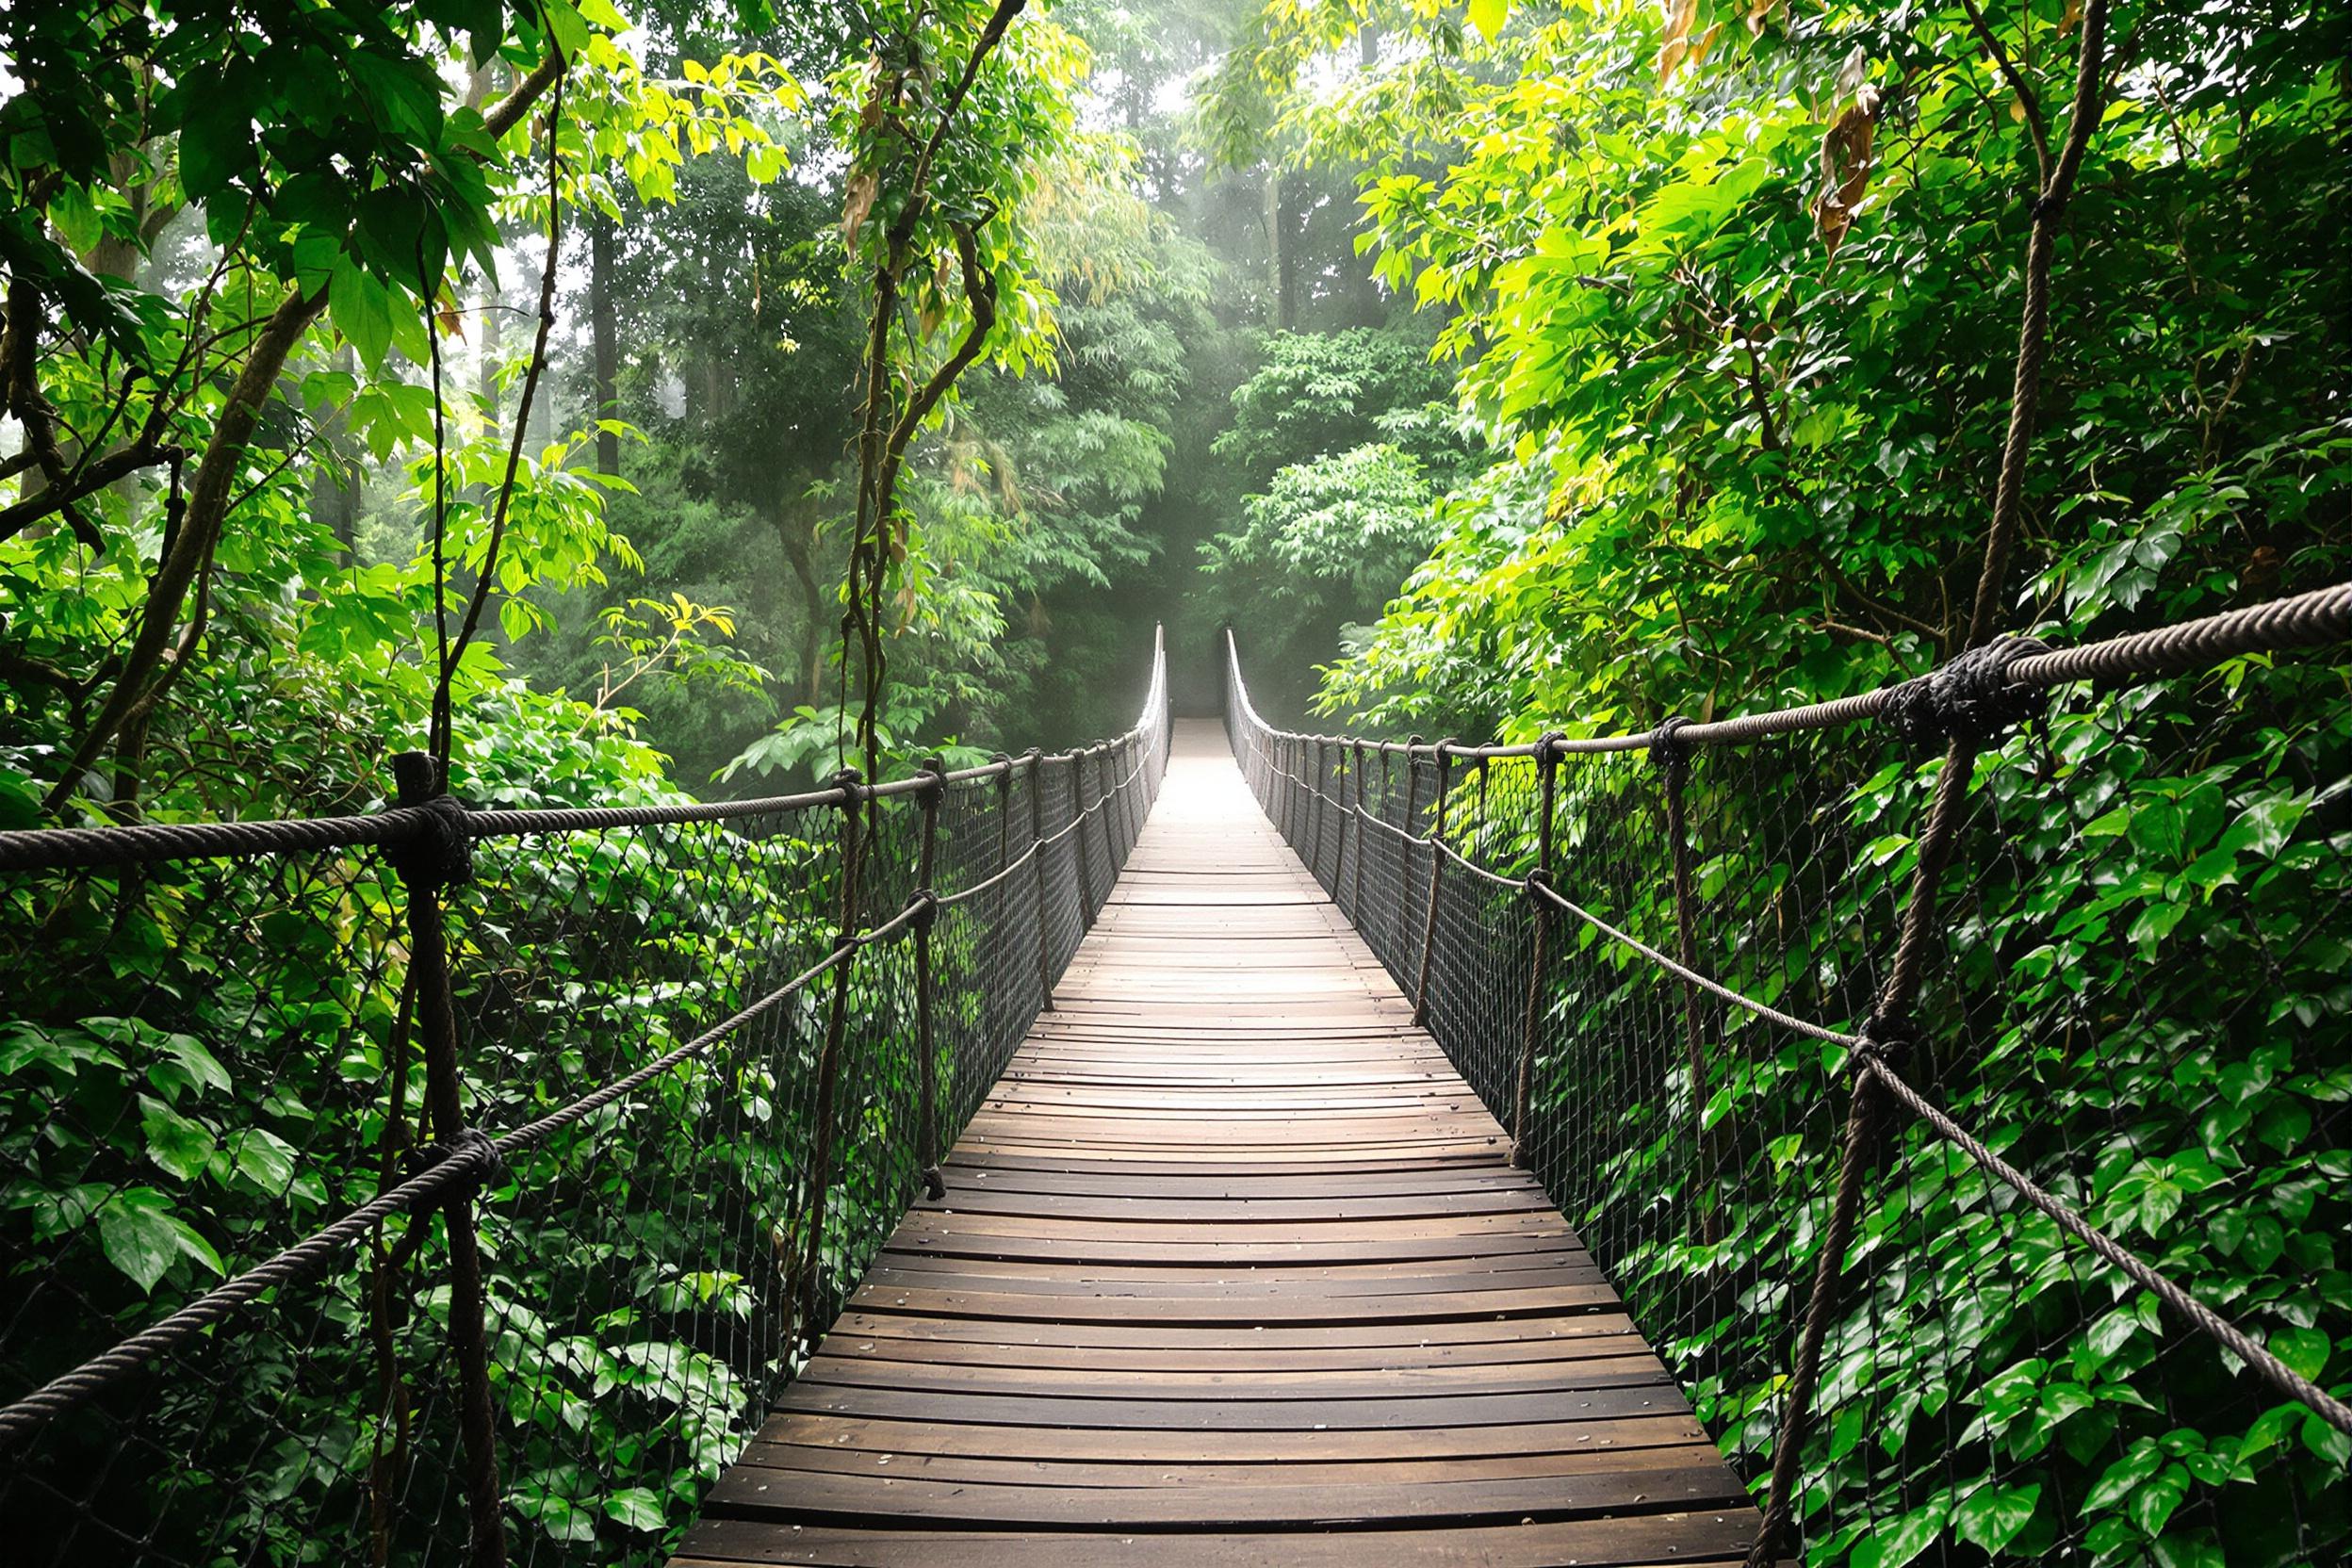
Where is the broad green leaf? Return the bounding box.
[96,1188,224,1294]
[2267,1326,2330,1382]
[1952,1483,2039,1554]
[332,257,395,371]
[602,1487,666,1532]
[139,1094,218,1182]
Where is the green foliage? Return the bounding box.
[1216,0,2352,1560]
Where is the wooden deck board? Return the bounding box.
[675,720,1759,1566]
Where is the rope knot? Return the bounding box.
[1649,716,1693,785]
[909,887,940,933]
[388,793,472,891]
[416,1128,505,1192]
[455,1128,507,1189]
[1883,634,2050,751]
[1524,866,1556,900]
[1530,729,1566,766]
[1854,1010,1918,1073]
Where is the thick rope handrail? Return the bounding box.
[0,657,1169,874]
[0,1135,495,1446]
[1223,578,2351,759]
[0,807,436,873]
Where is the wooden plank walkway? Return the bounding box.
[674,720,1763,1567]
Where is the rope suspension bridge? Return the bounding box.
[2,586,2349,1566]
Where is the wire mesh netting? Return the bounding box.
[0,635,1169,1565]
[1227,610,2352,1568]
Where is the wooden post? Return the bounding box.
[1509,734,1563,1168]
[1412,743,1453,1028]
[1073,748,1098,927]
[912,757,945,1200]
[798,767,865,1343]
[1027,748,1053,1012]
[1348,738,1367,919]
[389,751,506,1568]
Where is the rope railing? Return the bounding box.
[1225,581,2352,1568]
[0,628,1168,1565]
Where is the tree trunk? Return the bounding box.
[311,343,362,552]
[1264,168,1289,331]
[590,212,618,473]
[478,278,503,417]
[777,505,827,707]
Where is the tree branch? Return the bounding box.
[483,51,564,139]
[0,440,183,542]
[40,41,570,812]
[433,65,567,761]
[41,285,324,812]
[1957,0,2051,180]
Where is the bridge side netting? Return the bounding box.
[0,633,1168,1566]
[1226,583,2352,1568]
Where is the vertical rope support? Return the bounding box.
[1397,739,1422,976]
[1288,736,1301,842]
[1413,743,1454,1028]
[1747,737,1977,1568]
[1348,738,1368,920]
[911,757,945,1200]
[1110,739,1132,858]
[388,752,505,1568]
[797,768,866,1349]
[1121,737,1143,856]
[1510,733,1563,1168]
[1124,736,1145,852]
[1073,748,1098,928]
[1297,737,1310,870]
[1749,1064,1886,1567]
[1654,721,1718,1245]
[1026,748,1053,1013]
[1305,737,1322,884]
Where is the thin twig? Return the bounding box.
[434,61,569,763]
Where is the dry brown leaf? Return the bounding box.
[1745,0,1785,37]
[1813,86,1881,257]
[842,167,879,253]
[1657,0,1700,86]
[2060,0,2084,34]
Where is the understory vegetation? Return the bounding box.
[2,0,2346,1561]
